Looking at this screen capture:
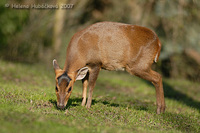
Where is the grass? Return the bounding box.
[0,59,200,133]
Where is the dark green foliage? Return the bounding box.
[0,1,54,62]
[0,1,29,54]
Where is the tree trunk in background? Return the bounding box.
[184,49,200,65]
[141,0,155,26]
[53,0,68,58]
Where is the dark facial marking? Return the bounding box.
[55,86,58,92]
[67,87,72,93]
[57,72,71,86]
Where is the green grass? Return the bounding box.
[0,59,200,133]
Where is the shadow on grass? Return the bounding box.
[163,81,200,112]
[99,100,149,111]
[144,80,200,112]
[48,98,198,132]
[49,98,120,108]
[49,98,82,110]
[101,100,119,107]
[49,97,149,112]
[49,78,200,113]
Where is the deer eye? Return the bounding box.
[67,87,71,93]
[55,86,58,92]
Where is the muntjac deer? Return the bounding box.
[53,22,165,114]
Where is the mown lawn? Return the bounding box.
[0,59,200,133]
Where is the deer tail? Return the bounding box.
[154,40,161,63]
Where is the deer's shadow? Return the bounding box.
[144,80,200,112]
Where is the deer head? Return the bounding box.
[53,59,88,109]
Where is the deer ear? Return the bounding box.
[76,67,89,80]
[53,59,60,70]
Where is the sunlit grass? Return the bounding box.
[0,59,200,133]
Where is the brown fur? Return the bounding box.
[53,22,165,114]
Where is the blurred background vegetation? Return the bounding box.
[0,0,200,81]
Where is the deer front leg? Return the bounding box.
[86,66,100,108]
[81,74,89,106]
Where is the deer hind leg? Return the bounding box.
[86,65,100,108]
[130,68,165,114]
[81,73,89,106]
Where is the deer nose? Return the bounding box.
[57,103,65,109]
